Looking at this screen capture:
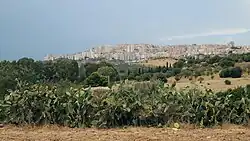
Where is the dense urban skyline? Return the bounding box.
[44,44,250,62]
[1,0,250,60]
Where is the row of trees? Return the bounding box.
[171,53,250,79]
[118,64,180,81]
[0,58,79,99]
[1,58,177,99]
[1,52,250,99]
[219,67,243,78]
[182,53,250,68]
[0,58,123,96]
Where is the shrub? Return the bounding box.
[153,73,168,83]
[219,59,235,68]
[189,77,193,81]
[219,67,242,78]
[97,66,119,82]
[1,81,250,128]
[172,68,182,75]
[219,68,231,78]
[171,81,176,87]
[224,80,231,85]
[211,75,214,80]
[140,73,152,81]
[175,75,181,81]
[85,72,108,87]
[231,67,242,78]
[194,71,202,78]
[197,77,204,83]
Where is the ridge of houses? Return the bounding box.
[44,44,250,62]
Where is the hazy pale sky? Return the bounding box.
[0,0,250,60]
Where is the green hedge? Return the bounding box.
[1,82,250,128]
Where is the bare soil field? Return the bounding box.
[168,74,250,92]
[1,125,250,141]
[141,58,177,67]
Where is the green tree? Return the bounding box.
[85,72,108,87]
[55,59,79,81]
[207,55,221,64]
[181,69,192,77]
[97,66,119,82]
[42,61,58,82]
[231,67,242,78]
[219,68,231,78]
[0,71,16,99]
[194,71,202,78]
[166,62,169,69]
[219,67,242,78]
[140,73,152,81]
[79,63,86,82]
[173,60,185,68]
[153,73,168,83]
[219,59,235,68]
[172,68,181,75]
[84,63,99,77]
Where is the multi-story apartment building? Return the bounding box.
[44,44,250,62]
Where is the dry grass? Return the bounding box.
[141,58,177,67]
[235,62,250,68]
[1,125,250,141]
[168,74,250,92]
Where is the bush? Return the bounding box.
[172,68,182,75]
[171,81,176,87]
[219,67,242,78]
[231,67,242,78]
[175,75,181,81]
[197,77,204,83]
[224,80,231,85]
[194,71,202,78]
[219,68,231,78]
[219,59,235,68]
[2,81,250,128]
[211,75,214,80]
[97,66,119,82]
[85,72,108,87]
[140,73,152,81]
[189,77,193,81]
[153,73,168,83]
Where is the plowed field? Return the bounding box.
[1,125,250,141]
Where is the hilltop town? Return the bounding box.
[44,43,250,62]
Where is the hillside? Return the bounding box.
[140,57,177,67]
[168,74,250,92]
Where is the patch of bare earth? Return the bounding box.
[168,74,250,92]
[141,58,177,67]
[1,125,250,141]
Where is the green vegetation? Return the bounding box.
[198,77,204,83]
[224,80,232,85]
[172,53,250,79]
[219,67,242,78]
[85,72,108,87]
[1,81,250,128]
[1,52,250,128]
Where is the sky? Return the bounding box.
[0,0,250,60]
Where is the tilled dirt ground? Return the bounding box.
[1,125,250,141]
